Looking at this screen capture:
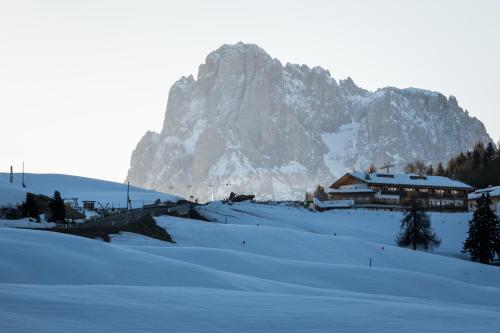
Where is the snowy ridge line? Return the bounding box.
[0,173,182,209]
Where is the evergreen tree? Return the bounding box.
[427,164,434,176]
[21,193,39,220]
[313,185,329,201]
[436,162,446,176]
[485,142,496,164]
[396,195,441,250]
[49,190,66,222]
[462,193,500,264]
[444,141,500,189]
[471,143,483,169]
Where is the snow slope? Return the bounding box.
[1,202,499,332]
[0,180,27,207]
[0,173,182,208]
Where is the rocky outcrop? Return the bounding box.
[127,42,491,200]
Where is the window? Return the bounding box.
[430,199,441,208]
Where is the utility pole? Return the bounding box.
[125,181,131,226]
[9,166,13,183]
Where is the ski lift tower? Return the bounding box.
[380,162,396,174]
[125,182,133,226]
[22,162,26,188]
[208,183,215,202]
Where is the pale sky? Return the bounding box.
[1,0,499,183]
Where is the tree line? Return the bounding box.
[402,141,500,189]
[445,141,500,189]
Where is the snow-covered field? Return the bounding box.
[0,218,55,229]
[1,201,499,332]
[0,173,181,208]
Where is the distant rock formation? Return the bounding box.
[127,42,491,200]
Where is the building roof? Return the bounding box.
[332,172,473,190]
[468,186,500,200]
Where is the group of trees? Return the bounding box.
[401,141,500,188]
[20,190,66,222]
[21,193,40,220]
[305,185,329,202]
[48,191,66,222]
[399,159,447,177]
[446,141,500,189]
[396,193,500,265]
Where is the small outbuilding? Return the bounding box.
[82,200,96,211]
[468,186,500,214]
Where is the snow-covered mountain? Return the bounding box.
[127,42,491,200]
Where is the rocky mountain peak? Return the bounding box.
[127,43,491,200]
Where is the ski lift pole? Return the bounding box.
[126,182,130,228]
[22,162,26,188]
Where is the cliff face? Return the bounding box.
[127,42,491,200]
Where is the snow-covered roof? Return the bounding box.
[340,172,473,190]
[468,186,500,200]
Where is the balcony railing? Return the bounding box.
[350,197,467,211]
[377,189,467,199]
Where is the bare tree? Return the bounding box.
[313,185,329,201]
